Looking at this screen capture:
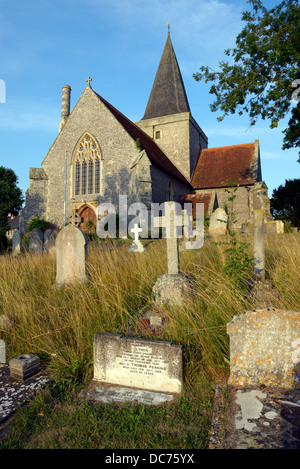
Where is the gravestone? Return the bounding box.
[79,333,184,405]
[44,228,59,253]
[247,209,280,307]
[208,208,228,236]
[12,230,21,256]
[55,224,88,287]
[152,202,194,306]
[227,308,300,389]
[0,340,5,364]
[28,228,44,255]
[129,224,144,252]
[253,209,265,281]
[9,354,40,381]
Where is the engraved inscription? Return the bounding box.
[116,344,168,376]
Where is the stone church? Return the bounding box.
[20,32,273,236]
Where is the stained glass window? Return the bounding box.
[73,133,101,195]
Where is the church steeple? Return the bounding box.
[142,32,190,120]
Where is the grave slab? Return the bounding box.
[93,333,183,395]
[79,382,175,406]
[9,354,40,382]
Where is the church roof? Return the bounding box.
[142,33,190,120]
[191,142,260,189]
[94,90,192,188]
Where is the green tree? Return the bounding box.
[0,166,24,249]
[193,0,300,160]
[270,178,300,227]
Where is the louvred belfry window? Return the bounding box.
[73,133,101,195]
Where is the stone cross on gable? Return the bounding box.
[69,210,81,227]
[153,202,191,275]
[86,77,92,86]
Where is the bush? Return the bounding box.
[27,217,52,233]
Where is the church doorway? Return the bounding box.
[79,206,97,233]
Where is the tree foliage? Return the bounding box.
[0,166,24,234]
[193,0,300,160]
[270,178,300,227]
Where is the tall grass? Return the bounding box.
[0,234,299,387]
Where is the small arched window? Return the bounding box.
[73,133,101,196]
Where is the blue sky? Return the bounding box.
[0,0,298,202]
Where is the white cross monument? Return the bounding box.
[129,223,145,252]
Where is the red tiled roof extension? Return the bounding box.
[178,193,212,217]
[191,142,259,189]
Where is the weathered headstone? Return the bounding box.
[129,224,144,252]
[227,308,300,389]
[9,354,40,381]
[253,209,265,281]
[208,208,228,236]
[0,340,5,364]
[79,333,184,405]
[44,228,59,253]
[12,230,21,256]
[247,209,280,307]
[152,202,194,306]
[28,228,44,255]
[55,224,88,287]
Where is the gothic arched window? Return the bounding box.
[73,133,101,196]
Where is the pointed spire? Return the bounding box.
[142,32,190,120]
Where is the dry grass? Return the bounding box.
[0,233,299,385]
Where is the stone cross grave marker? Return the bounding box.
[247,209,280,307]
[55,224,88,287]
[153,202,190,274]
[69,209,81,227]
[12,230,21,256]
[253,209,265,281]
[28,228,44,255]
[152,202,194,306]
[227,308,300,389]
[129,223,144,252]
[79,333,184,406]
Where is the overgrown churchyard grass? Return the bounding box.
[0,234,299,448]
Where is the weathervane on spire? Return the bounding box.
[166,21,170,34]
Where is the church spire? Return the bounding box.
[142,32,190,120]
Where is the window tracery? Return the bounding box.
[73,133,101,196]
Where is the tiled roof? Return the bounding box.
[178,193,212,217]
[191,142,260,189]
[8,216,19,230]
[142,33,190,120]
[94,91,192,188]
